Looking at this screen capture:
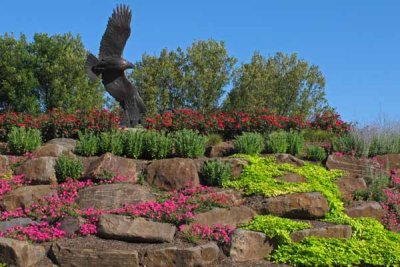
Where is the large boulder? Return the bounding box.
[0,238,47,267]
[147,158,200,191]
[273,153,304,167]
[141,242,219,267]
[336,175,367,201]
[76,183,155,210]
[246,192,329,219]
[50,242,139,267]
[220,158,249,179]
[206,142,235,157]
[326,154,381,178]
[85,152,138,181]
[345,201,385,220]
[15,157,57,184]
[225,229,274,262]
[0,218,34,232]
[98,215,176,243]
[33,138,76,158]
[1,185,56,211]
[191,206,256,228]
[375,154,400,170]
[290,223,352,242]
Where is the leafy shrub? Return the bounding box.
[305,146,327,161]
[123,130,145,159]
[7,127,42,155]
[74,131,99,156]
[265,131,288,153]
[206,133,223,146]
[234,132,264,155]
[201,160,232,186]
[286,131,304,156]
[98,131,124,156]
[172,129,207,158]
[55,155,83,182]
[143,130,172,159]
[368,132,400,157]
[354,171,390,202]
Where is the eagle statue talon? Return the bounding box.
[86,4,146,127]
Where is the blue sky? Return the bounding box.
[1,0,399,124]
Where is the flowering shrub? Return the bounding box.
[381,170,400,231]
[0,222,65,242]
[0,108,120,141]
[182,223,234,245]
[310,110,350,135]
[0,174,27,199]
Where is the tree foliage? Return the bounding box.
[131,39,236,115]
[223,52,327,117]
[0,33,104,113]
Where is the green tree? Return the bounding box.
[0,34,40,113]
[30,33,104,112]
[131,39,236,114]
[224,52,327,117]
[0,33,104,114]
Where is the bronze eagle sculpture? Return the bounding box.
[86,4,146,127]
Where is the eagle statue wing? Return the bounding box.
[99,5,132,58]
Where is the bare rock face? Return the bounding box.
[336,175,367,201]
[76,183,155,210]
[225,229,274,261]
[345,201,385,220]
[59,216,86,237]
[47,138,77,151]
[50,242,139,267]
[141,242,219,267]
[220,158,249,179]
[0,218,34,232]
[246,192,329,219]
[0,238,47,267]
[273,153,304,167]
[325,154,381,179]
[290,223,352,242]
[85,152,138,181]
[0,185,56,211]
[275,173,307,183]
[97,215,176,243]
[206,142,235,157]
[15,157,57,185]
[147,158,200,191]
[191,206,256,228]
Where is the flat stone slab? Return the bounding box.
[290,222,352,242]
[345,201,385,220]
[98,215,176,243]
[1,185,57,211]
[0,218,34,232]
[192,206,256,228]
[50,242,139,267]
[76,183,155,210]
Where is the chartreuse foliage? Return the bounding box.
[242,215,310,244]
[227,155,400,266]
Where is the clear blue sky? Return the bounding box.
[1,0,399,124]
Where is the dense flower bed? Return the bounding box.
[145,109,350,137]
[0,108,120,141]
[382,170,400,231]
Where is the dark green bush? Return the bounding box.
[354,171,390,202]
[305,146,327,161]
[302,129,336,143]
[123,130,145,159]
[7,127,42,155]
[98,131,124,156]
[234,132,264,155]
[143,130,172,159]
[266,131,288,153]
[286,131,304,156]
[201,160,231,186]
[172,129,207,158]
[74,131,99,156]
[331,130,369,157]
[55,155,83,182]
